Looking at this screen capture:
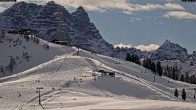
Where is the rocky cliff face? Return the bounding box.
[0,1,114,56]
[69,6,114,56]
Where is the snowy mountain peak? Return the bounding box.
[151,40,188,61]
[159,40,186,51]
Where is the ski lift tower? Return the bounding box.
[37,87,43,105]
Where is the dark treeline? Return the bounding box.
[125,53,196,84]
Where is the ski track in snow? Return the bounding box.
[0,35,196,109]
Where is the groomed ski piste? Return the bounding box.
[0,34,196,110]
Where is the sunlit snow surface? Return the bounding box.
[0,34,196,110]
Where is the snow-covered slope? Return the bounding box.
[0,41,196,109]
[0,2,196,109]
[0,33,75,77]
[21,91,196,110]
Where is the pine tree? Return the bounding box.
[135,55,141,65]
[153,74,156,82]
[126,54,141,65]
[0,65,3,73]
[182,89,186,100]
[157,61,163,76]
[1,30,5,38]
[189,75,196,84]
[9,56,14,73]
[0,30,5,43]
[185,73,190,83]
[143,58,154,71]
[166,65,169,71]
[130,55,135,63]
[180,74,185,82]
[174,88,179,97]
[151,62,156,73]
[125,53,131,61]
[174,72,179,81]
[142,58,148,69]
[130,54,141,65]
[167,67,173,79]
[172,67,175,80]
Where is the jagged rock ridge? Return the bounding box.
[0,1,114,56]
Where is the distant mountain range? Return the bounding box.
[116,40,192,62]
[0,1,195,62]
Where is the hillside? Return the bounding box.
[0,34,196,109]
[0,32,74,77]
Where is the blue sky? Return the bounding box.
[0,0,196,53]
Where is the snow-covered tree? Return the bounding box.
[143,58,152,70]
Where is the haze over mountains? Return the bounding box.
[114,43,160,52]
